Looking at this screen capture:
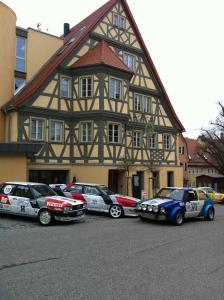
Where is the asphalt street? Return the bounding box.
[0,206,224,300]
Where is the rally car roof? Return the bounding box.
[5,182,46,186]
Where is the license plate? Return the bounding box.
[76,210,83,216]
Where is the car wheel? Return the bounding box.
[109,205,123,218]
[174,211,184,226]
[139,216,147,221]
[38,209,54,226]
[205,207,215,221]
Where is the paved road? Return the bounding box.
[0,206,224,300]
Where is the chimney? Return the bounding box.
[63,23,70,37]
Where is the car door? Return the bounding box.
[83,185,107,211]
[12,185,36,216]
[184,190,202,218]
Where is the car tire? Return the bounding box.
[139,216,147,221]
[174,211,184,226]
[109,205,123,218]
[205,207,215,221]
[38,209,54,226]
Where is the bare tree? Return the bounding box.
[197,102,224,175]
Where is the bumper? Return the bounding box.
[54,209,86,222]
[123,206,138,217]
[137,211,166,221]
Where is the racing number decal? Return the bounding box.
[191,203,198,211]
[21,206,26,213]
[186,202,198,212]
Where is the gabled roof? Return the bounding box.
[185,137,210,165]
[3,0,185,131]
[71,40,132,73]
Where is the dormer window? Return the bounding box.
[60,76,72,98]
[112,13,126,29]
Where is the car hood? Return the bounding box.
[113,194,140,202]
[141,198,179,207]
[42,196,83,206]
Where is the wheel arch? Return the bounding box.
[169,207,184,222]
[204,204,215,217]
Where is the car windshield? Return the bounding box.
[31,185,56,198]
[99,186,114,195]
[155,188,185,201]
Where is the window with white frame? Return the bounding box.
[49,120,63,142]
[31,118,44,141]
[80,122,92,142]
[112,13,126,29]
[134,94,142,111]
[81,77,92,98]
[60,76,71,98]
[112,13,119,27]
[143,96,151,113]
[16,37,26,72]
[133,131,141,148]
[109,78,122,100]
[148,133,157,149]
[119,16,126,29]
[163,134,171,150]
[124,52,135,71]
[134,93,151,113]
[108,123,120,143]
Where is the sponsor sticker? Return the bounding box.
[186,202,191,212]
[0,196,9,204]
[3,185,12,195]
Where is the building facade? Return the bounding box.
[186,137,224,191]
[178,134,189,186]
[0,0,185,198]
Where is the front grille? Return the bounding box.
[72,204,83,210]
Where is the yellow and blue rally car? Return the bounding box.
[136,187,214,225]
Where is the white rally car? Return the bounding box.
[0,182,86,225]
[63,183,140,218]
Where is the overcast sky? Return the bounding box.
[2,0,224,138]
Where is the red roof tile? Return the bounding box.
[71,40,132,73]
[185,137,210,165]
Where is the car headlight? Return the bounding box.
[147,205,153,212]
[64,206,73,213]
[160,207,166,214]
[142,204,147,211]
[152,206,159,213]
[136,204,142,210]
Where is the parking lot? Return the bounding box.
[1,205,224,300]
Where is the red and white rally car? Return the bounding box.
[63,183,140,218]
[0,182,86,226]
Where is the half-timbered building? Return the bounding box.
[0,0,185,198]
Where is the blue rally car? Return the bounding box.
[135,187,215,225]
